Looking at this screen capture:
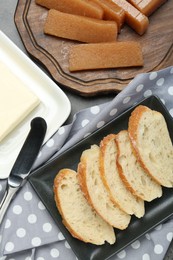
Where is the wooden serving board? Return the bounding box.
[14,0,173,96]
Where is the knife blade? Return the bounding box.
[0,117,47,224]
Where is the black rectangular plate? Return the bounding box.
[29,95,173,260]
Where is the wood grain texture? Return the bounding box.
[14,0,173,96]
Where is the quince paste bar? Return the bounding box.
[44,9,117,43]
[111,0,149,35]
[127,0,167,16]
[69,42,143,71]
[88,0,125,31]
[36,0,104,19]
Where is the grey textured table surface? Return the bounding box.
[0,1,172,259]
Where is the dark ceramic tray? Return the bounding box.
[29,95,173,260]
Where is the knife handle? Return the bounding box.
[0,185,18,225]
[0,117,47,225]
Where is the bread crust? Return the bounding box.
[77,162,94,207]
[54,169,85,242]
[54,168,116,245]
[128,105,173,187]
[128,105,162,185]
[115,131,138,197]
[128,105,149,147]
[100,134,129,211]
[78,145,131,228]
[99,133,145,218]
[78,157,107,222]
[116,130,162,201]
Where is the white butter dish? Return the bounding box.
[0,31,71,179]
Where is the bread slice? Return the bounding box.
[128,105,173,187]
[100,134,145,218]
[116,130,162,201]
[78,145,131,229]
[54,169,116,245]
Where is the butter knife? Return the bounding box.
[0,117,47,224]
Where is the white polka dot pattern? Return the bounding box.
[136,84,144,92]
[31,237,41,247]
[154,244,163,254]
[167,232,173,242]
[81,119,89,127]
[123,96,131,104]
[58,126,65,135]
[65,241,71,249]
[5,241,14,252]
[110,108,118,116]
[46,139,55,148]
[50,248,60,258]
[24,191,32,201]
[168,86,173,95]
[58,232,65,241]
[149,71,158,80]
[156,78,164,86]
[169,108,173,117]
[143,253,150,260]
[43,223,52,233]
[16,228,26,238]
[144,89,152,97]
[155,224,162,231]
[117,250,126,259]
[28,214,37,224]
[1,66,173,260]
[13,205,22,215]
[5,219,11,229]
[90,105,100,115]
[38,201,46,210]
[145,233,151,240]
[97,121,105,128]
[131,240,141,249]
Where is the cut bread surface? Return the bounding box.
[116,130,162,201]
[128,105,173,187]
[100,134,145,218]
[54,169,115,245]
[78,145,131,229]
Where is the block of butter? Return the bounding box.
[0,62,40,142]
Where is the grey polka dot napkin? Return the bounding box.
[1,66,173,260]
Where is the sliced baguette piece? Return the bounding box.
[100,134,145,218]
[116,130,162,201]
[54,169,116,245]
[128,105,173,187]
[78,145,131,229]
